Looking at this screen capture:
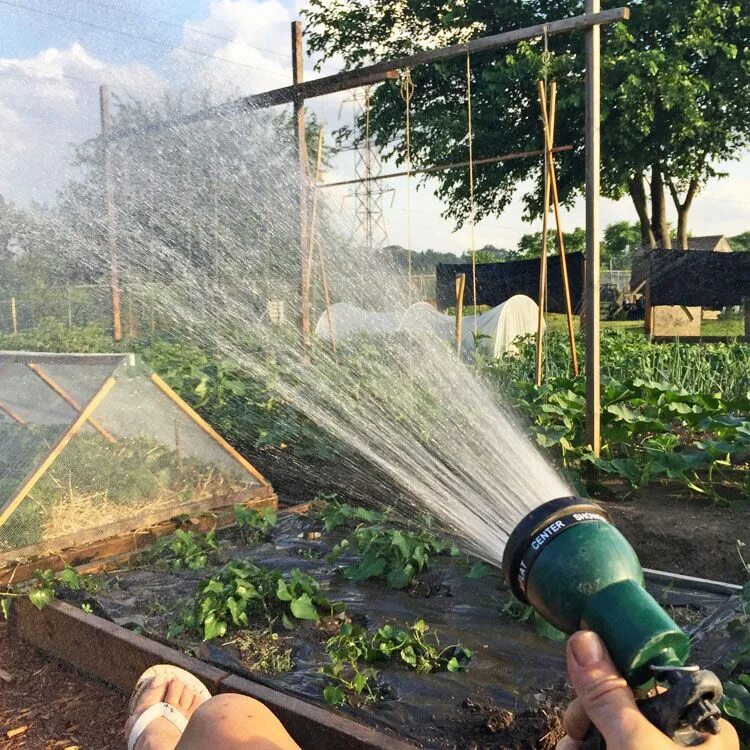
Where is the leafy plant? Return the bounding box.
[152,529,220,570]
[721,543,750,740]
[1,565,95,619]
[328,522,459,589]
[234,504,277,542]
[176,562,344,640]
[317,494,386,532]
[322,619,473,706]
[501,597,566,643]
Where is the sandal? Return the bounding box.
[127,665,212,750]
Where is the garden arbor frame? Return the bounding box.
[101,3,627,454]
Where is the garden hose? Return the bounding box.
[502,497,723,747]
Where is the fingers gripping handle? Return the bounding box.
[581,668,724,749]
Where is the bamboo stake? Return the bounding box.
[304,127,325,296]
[455,273,467,354]
[11,298,17,335]
[535,83,552,387]
[537,79,579,376]
[306,126,337,355]
[26,363,117,443]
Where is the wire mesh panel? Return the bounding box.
[0,352,270,557]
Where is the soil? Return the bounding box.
[596,481,750,583]
[0,620,127,750]
[461,684,568,750]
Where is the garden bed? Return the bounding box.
[17,505,743,750]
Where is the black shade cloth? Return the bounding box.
[436,253,585,313]
[645,251,750,307]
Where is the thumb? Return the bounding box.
[567,631,662,749]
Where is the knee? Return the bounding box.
[193,693,275,723]
[189,694,284,741]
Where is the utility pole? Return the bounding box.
[291,21,310,350]
[99,84,122,342]
[585,0,601,454]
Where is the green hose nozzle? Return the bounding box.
[501,497,690,687]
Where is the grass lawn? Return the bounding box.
[544,314,745,337]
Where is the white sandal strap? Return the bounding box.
[128,702,188,750]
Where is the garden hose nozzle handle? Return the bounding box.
[582,665,724,748]
[502,498,725,745]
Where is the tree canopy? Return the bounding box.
[305,0,750,251]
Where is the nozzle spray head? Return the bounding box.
[501,497,690,687]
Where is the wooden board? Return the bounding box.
[0,491,277,585]
[650,305,702,337]
[11,599,415,750]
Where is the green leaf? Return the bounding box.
[323,684,346,706]
[1,597,10,620]
[290,593,319,621]
[386,565,413,589]
[56,567,82,590]
[276,579,293,601]
[722,681,750,728]
[400,645,417,667]
[467,562,489,579]
[29,587,53,610]
[446,657,460,672]
[203,612,227,641]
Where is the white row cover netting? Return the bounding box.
[314,295,542,358]
[0,352,270,559]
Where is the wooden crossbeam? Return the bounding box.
[0,400,25,425]
[0,377,117,528]
[101,8,628,141]
[318,145,574,189]
[26,363,117,443]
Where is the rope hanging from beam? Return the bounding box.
[465,52,478,333]
[399,69,415,302]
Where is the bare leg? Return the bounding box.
[126,677,300,750]
[176,694,301,750]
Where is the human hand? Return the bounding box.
[556,631,739,750]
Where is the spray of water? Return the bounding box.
[8,94,571,565]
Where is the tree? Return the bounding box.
[516,227,585,259]
[730,231,750,252]
[601,221,641,268]
[460,244,518,263]
[304,0,750,251]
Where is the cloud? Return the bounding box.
[0,42,164,203]
[171,0,294,100]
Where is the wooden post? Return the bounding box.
[292,21,310,352]
[10,297,17,335]
[100,85,123,343]
[455,273,466,353]
[585,0,602,455]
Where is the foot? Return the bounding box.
[125,675,209,750]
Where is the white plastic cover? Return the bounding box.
[314,295,541,357]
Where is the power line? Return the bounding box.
[67,0,295,60]
[66,0,341,73]
[0,68,101,86]
[0,0,292,79]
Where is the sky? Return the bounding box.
[0,0,748,256]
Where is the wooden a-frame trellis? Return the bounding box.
[99,2,626,455]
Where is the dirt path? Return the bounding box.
[0,620,127,750]
[599,487,750,583]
